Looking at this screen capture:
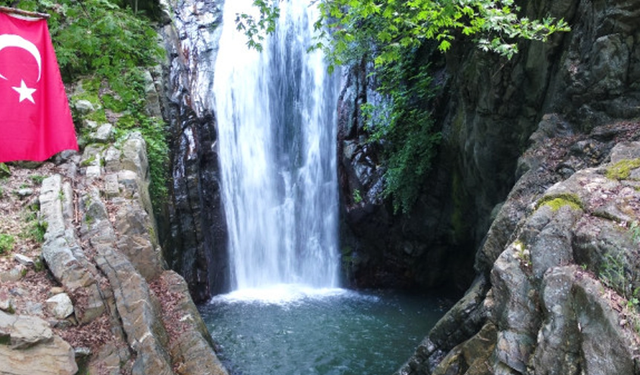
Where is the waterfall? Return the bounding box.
[212,0,340,291]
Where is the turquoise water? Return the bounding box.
[199,286,448,375]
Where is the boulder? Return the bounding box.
[0,266,25,283]
[410,139,640,374]
[0,335,77,375]
[13,254,35,267]
[143,69,163,118]
[91,123,114,143]
[74,99,95,114]
[103,173,120,198]
[0,311,53,349]
[16,188,33,198]
[103,146,122,172]
[46,293,74,320]
[0,294,13,313]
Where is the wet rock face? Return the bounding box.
[383,0,640,370]
[339,0,640,294]
[160,0,229,302]
[337,63,476,292]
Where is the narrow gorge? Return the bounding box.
[1,0,640,374]
[161,0,640,373]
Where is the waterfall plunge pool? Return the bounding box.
[205,0,448,373]
[199,286,450,375]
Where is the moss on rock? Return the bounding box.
[605,159,640,180]
[536,193,583,212]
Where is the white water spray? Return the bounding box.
[213,0,340,291]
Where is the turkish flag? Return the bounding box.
[0,11,78,162]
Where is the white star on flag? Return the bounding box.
[12,80,36,104]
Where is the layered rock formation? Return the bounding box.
[0,72,228,374]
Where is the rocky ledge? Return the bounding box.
[396,118,640,374]
[0,79,227,375]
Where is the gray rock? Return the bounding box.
[0,311,52,349]
[121,132,149,179]
[115,204,164,280]
[83,119,98,129]
[95,245,173,375]
[162,271,229,375]
[609,141,640,163]
[61,182,74,223]
[143,70,163,118]
[86,165,102,178]
[16,188,33,197]
[88,342,131,375]
[53,150,79,165]
[13,254,34,267]
[104,173,120,198]
[91,123,114,143]
[0,335,77,375]
[0,266,25,282]
[528,205,581,279]
[80,144,102,168]
[46,293,74,320]
[103,146,122,172]
[74,100,95,114]
[56,162,78,180]
[40,176,105,323]
[25,302,44,317]
[117,170,142,198]
[532,266,638,374]
[40,175,66,239]
[81,188,117,247]
[0,295,13,313]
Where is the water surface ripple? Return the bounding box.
[201,288,447,375]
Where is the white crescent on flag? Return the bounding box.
[0,33,42,82]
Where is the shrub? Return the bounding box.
[0,0,169,210]
[0,234,15,254]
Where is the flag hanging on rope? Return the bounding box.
[0,10,78,163]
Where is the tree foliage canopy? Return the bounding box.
[240,0,569,67]
[242,0,568,213]
[240,0,570,213]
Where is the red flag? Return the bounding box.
[0,11,78,162]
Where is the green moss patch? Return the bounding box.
[536,193,583,212]
[606,159,640,180]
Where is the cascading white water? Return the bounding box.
[213,0,340,291]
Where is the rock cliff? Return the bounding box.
[339,0,640,294]
[381,0,640,372]
[397,121,640,374]
[159,0,229,303]
[0,73,228,374]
